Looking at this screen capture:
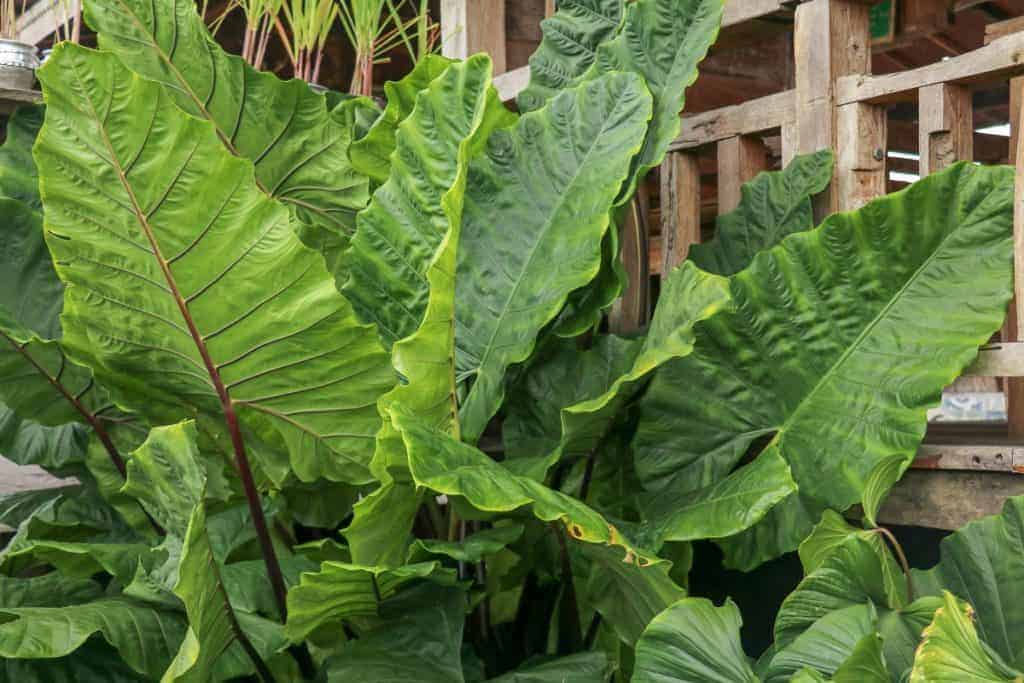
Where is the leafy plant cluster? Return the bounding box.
[0,0,1020,680]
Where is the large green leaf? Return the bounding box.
[0,199,61,337]
[632,597,759,683]
[284,559,456,641]
[909,592,1024,683]
[589,0,723,201]
[36,45,394,486]
[0,638,150,682]
[83,0,369,241]
[123,421,284,682]
[344,57,503,565]
[516,0,624,113]
[487,653,614,682]
[0,407,87,472]
[762,603,881,683]
[397,410,655,564]
[348,53,455,185]
[689,150,835,276]
[0,104,43,206]
[634,163,1014,565]
[456,72,653,441]
[0,596,185,679]
[914,495,1024,670]
[342,56,515,349]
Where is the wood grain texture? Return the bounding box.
[716,135,768,215]
[660,151,702,275]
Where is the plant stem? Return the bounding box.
[874,526,915,602]
[551,523,583,654]
[577,448,599,502]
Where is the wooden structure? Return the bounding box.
[441,0,1024,530]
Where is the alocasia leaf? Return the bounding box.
[409,522,524,563]
[634,162,1014,567]
[632,597,759,683]
[914,495,1024,670]
[122,421,282,682]
[0,104,43,206]
[762,603,881,683]
[36,44,394,486]
[284,560,456,642]
[456,72,653,442]
[0,199,61,337]
[909,592,1024,683]
[0,408,87,472]
[689,150,835,276]
[788,632,890,683]
[516,0,624,113]
[343,56,504,566]
[589,0,723,202]
[486,652,614,682]
[347,53,455,185]
[82,0,370,243]
[1,638,150,683]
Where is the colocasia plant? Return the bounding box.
[0,0,1020,680]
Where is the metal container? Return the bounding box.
[0,39,40,91]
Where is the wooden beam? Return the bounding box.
[838,32,1024,105]
[964,343,1024,376]
[441,0,507,74]
[836,101,887,211]
[16,0,79,46]
[545,0,556,18]
[984,16,1024,45]
[493,66,529,102]
[609,185,652,334]
[914,443,1024,473]
[873,469,1024,529]
[918,83,973,175]
[794,0,871,216]
[1007,78,1024,439]
[660,152,702,275]
[722,0,792,27]
[671,90,795,151]
[716,135,769,214]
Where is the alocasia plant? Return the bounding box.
[0,0,1021,679]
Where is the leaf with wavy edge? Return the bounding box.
[763,603,882,683]
[36,45,394,486]
[342,56,515,349]
[0,596,185,679]
[343,57,504,565]
[589,0,723,202]
[348,54,454,185]
[914,495,1024,670]
[634,163,1014,567]
[284,560,456,642]
[910,592,1024,683]
[456,72,653,442]
[396,409,655,565]
[122,421,281,682]
[409,522,524,563]
[488,653,614,682]
[83,0,369,242]
[0,104,43,207]
[690,150,834,276]
[790,631,889,682]
[516,0,624,113]
[633,597,759,683]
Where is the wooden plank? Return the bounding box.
[493,65,529,102]
[671,90,795,151]
[545,0,556,18]
[918,83,973,176]
[837,32,1024,105]
[873,469,1024,529]
[914,443,1024,473]
[722,0,792,27]
[716,135,769,214]
[794,0,871,216]
[16,0,79,46]
[1007,77,1024,438]
[966,343,1024,377]
[441,0,507,74]
[609,184,652,333]
[984,16,1024,45]
[836,102,887,211]
[660,151,702,275]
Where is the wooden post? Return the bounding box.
[794,0,872,217]
[918,83,973,176]
[441,0,507,74]
[545,0,557,17]
[609,182,652,334]
[661,151,702,275]
[717,135,769,215]
[836,102,887,211]
[1011,77,1024,438]
[781,122,798,168]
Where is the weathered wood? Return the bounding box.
[545,0,556,18]
[918,83,973,176]
[717,135,769,214]
[966,343,1024,377]
[794,0,871,216]
[16,0,79,46]
[441,0,507,74]
[914,443,1024,473]
[660,151,702,275]
[723,0,793,27]
[670,90,795,151]
[872,469,1024,530]
[609,184,652,334]
[984,16,1024,45]
[838,32,1024,105]
[836,101,886,211]
[1007,78,1024,439]
[493,66,529,102]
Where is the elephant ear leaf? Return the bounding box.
[455,71,653,442]
[35,44,394,486]
[689,149,835,276]
[632,597,759,683]
[516,0,624,113]
[634,162,1014,567]
[123,421,285,682]
[910,592,1024,683]
[0,104,43,206]
[82,0,369,245]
